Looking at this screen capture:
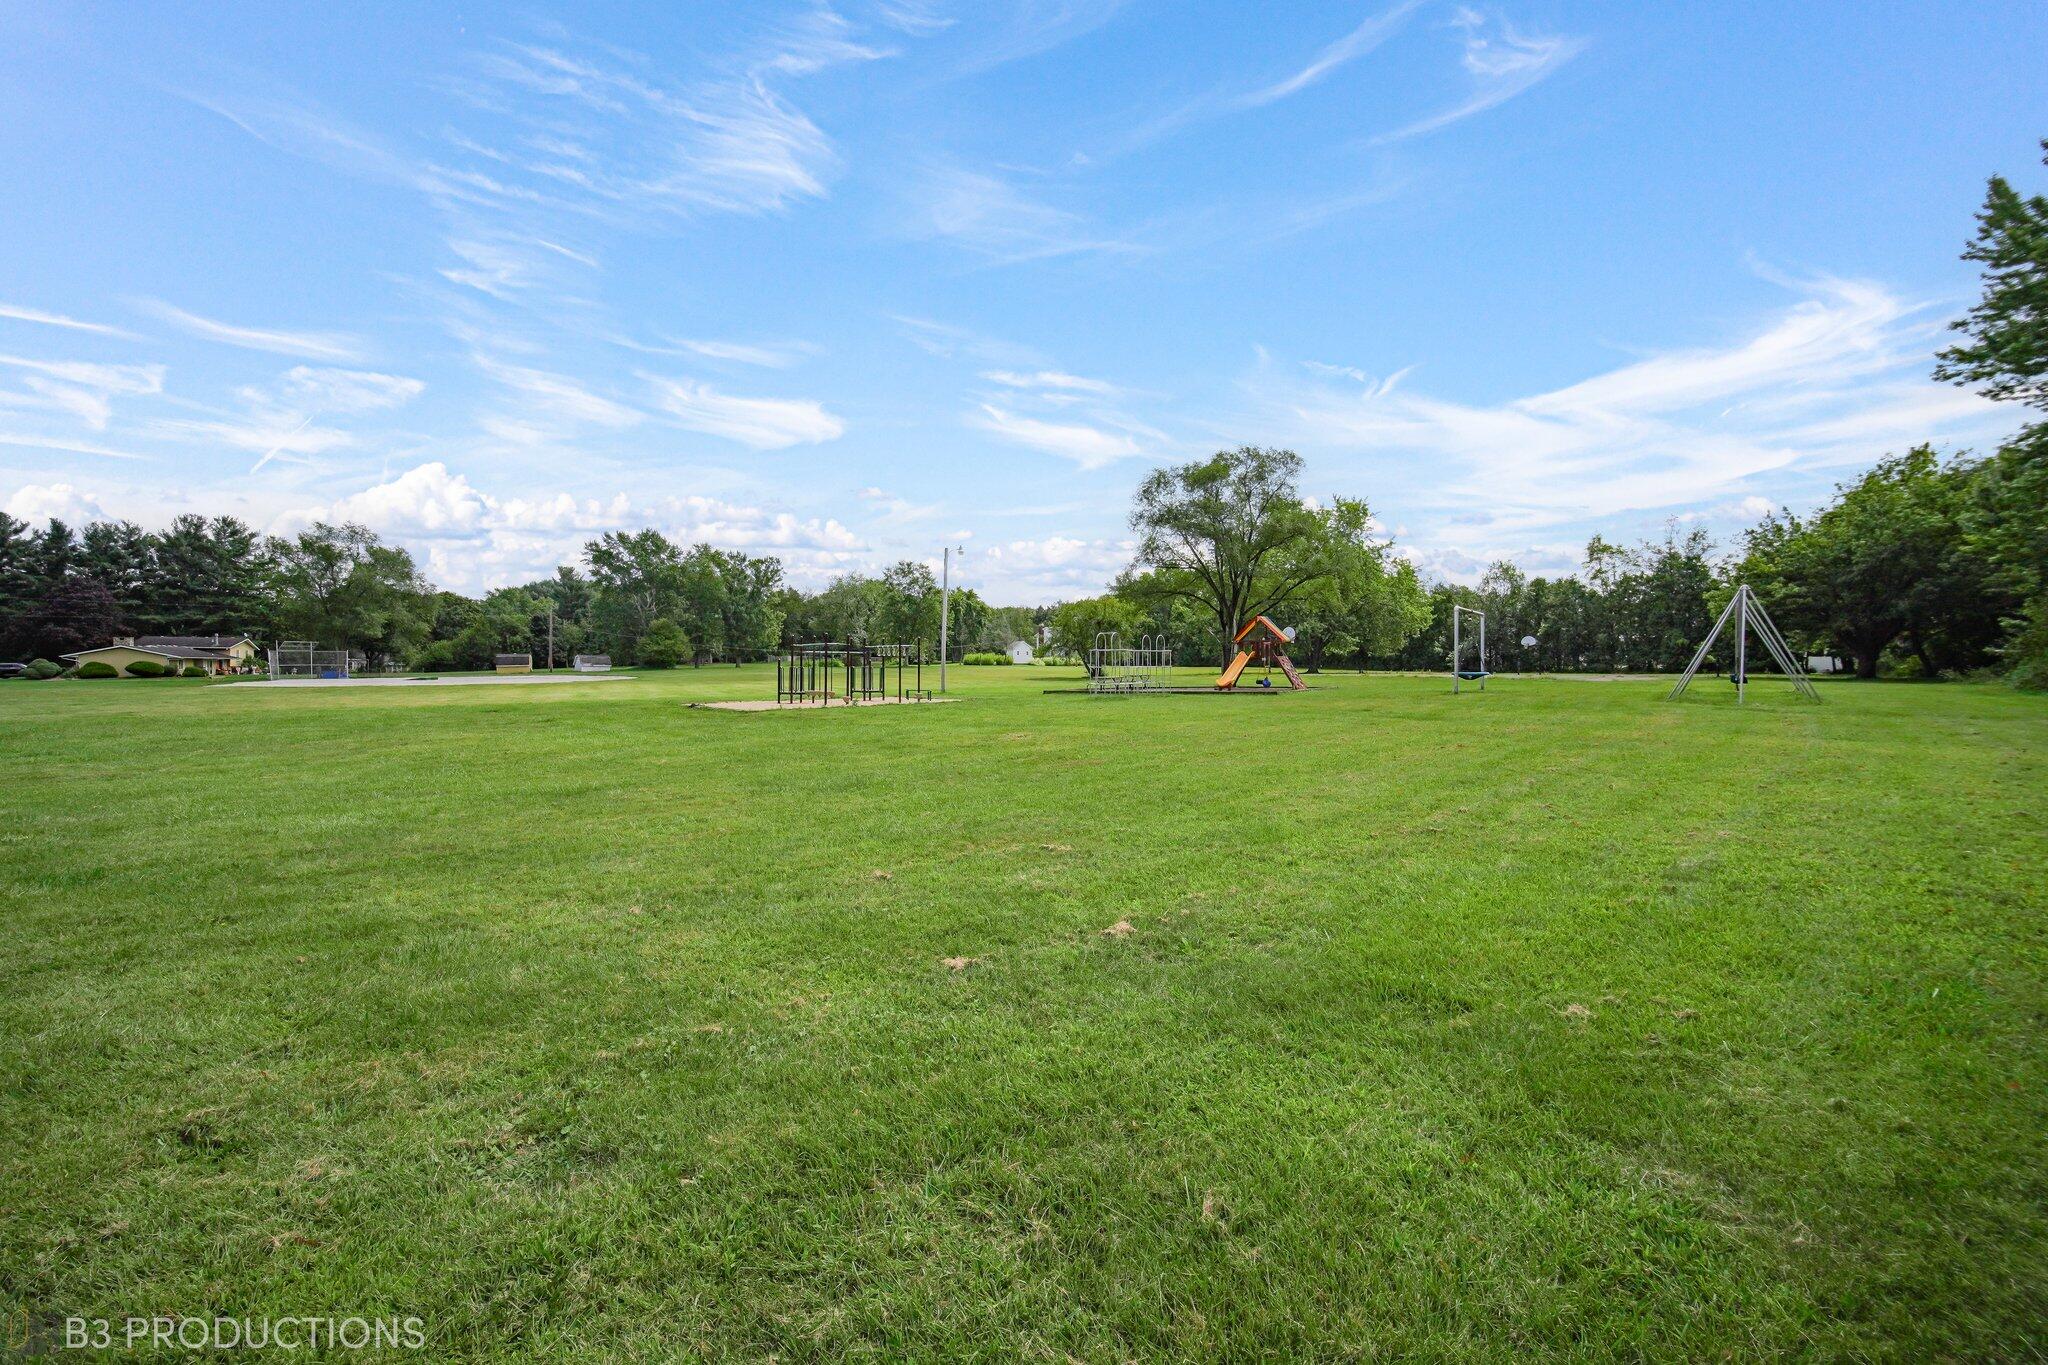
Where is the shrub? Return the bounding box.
[77,661,118,679]
[636,619,689,669]
[182,665,208,678]
[25,659,62,680]
[124,659,168,678]
[962,651,1013,666]
[412,640,458,672]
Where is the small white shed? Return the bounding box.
[1005,640,1035,664]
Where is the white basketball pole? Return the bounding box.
[1736,585,1748,705]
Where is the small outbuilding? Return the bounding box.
[1005,639,1035,664]
[495,654,534,674]
[573,655,612,673]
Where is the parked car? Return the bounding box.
[0,662,26,678]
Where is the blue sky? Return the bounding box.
[1,1,2042,600]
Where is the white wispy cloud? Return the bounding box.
[0,434,153,462]
[138,363,426,474]
[874,1,955,37]
[858,484,941,525]
[952,0,1131,73]
[1252,274,2009,544]
[474,355,641,428]
[655,337,816,368]
[905,165,1134,263]
[0,302,141,339]
[1372,8,1584,144]
[137,300,365,362]
[647,376,845,448]
[275,366,424,413]
[971,404,1143,469]
[1240,0,1426,107]
[152,412,354,471]
[0,355,166,430]
[462,14,888,221]
[982,369,1116,395]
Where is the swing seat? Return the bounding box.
[1456,670,1491,680]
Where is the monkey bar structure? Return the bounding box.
[1087,632,1174,694]
[1669,584,1821,704]
[775,641,929,706]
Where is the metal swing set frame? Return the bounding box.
[1451,605,1488,694]
[1668,583,1820,704]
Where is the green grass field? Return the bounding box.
[3,667,2043,1359]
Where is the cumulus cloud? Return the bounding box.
[976,534,1134,598]
[4,481,111,524]
[278,461,867,592]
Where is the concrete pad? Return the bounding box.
[690,697,960,712]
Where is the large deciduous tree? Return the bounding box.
[267,522,432,666]
[1125,446,1366,667]
[1741,448,2010,677]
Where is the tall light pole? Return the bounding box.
[938,544,964,693]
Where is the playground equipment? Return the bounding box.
[1669,584,1820,704]
[268,640,354,680]
[1087,632,1174,694]
[1451,606,1487,693]
[776,641,929,706]
[1215,616,1305,691]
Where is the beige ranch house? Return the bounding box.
[61,634,261,677]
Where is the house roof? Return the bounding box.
[136,634,253,650]
[60,644,180,662]
[60,642,231,662]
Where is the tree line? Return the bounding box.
[4,143,2040,684]
[0,513,1043,671]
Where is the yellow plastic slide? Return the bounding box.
[1215,651,1252,689]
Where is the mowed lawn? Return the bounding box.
[2,667,2043,1360]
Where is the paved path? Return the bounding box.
[225,674,637,689]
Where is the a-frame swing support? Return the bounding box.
[1668,584,1821,704]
